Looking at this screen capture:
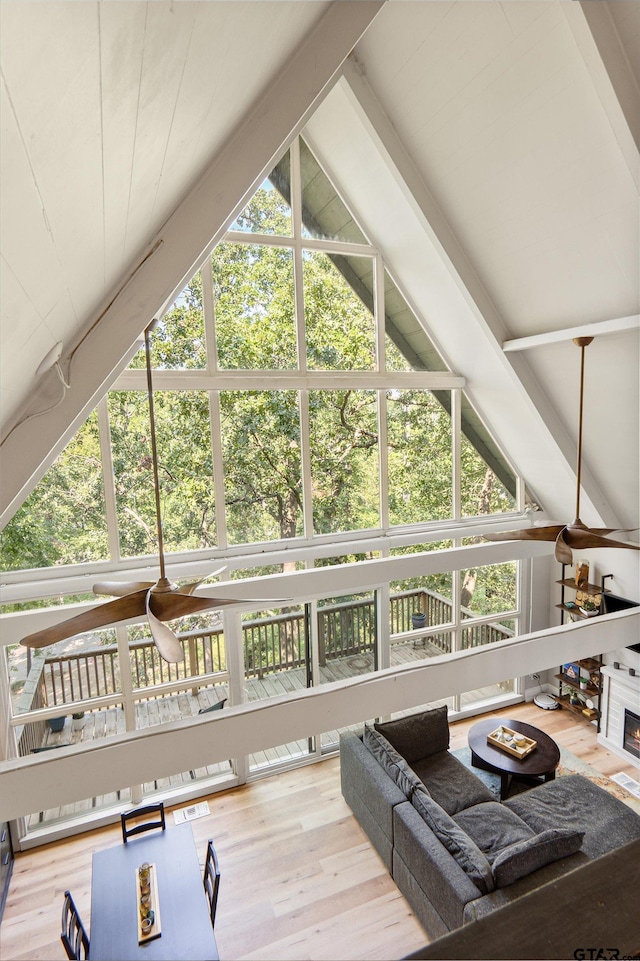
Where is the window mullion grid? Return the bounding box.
[375,253,388,529]
[201,258,218,376]
[299,389,314,539]
[378,389,389,530]
[452,388,461,521]
[451,396,462,660]
[375,252,385,371]
[209,390,228,550]
[290,137,306,373]
[98,396,121,562]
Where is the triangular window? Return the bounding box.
[1,137,520,574]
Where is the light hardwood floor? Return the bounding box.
[1,702,638,961]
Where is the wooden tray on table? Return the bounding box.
[136,862,162,944]
[487,725,537,759]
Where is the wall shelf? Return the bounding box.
[556,566,606,731]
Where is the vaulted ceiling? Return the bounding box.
[1,1,638,545]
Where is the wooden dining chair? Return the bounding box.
[203,839,221,929]
[120,801,166,843]
[61,889,90,960]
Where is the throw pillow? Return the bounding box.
[412,787,495,894]
[363,725,424,798]
[492,828,585,887]
[453,801,534,861]
[374,705,449,762]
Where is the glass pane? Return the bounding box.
[389,542,453,665]
[300,138,368,243]
[129,619,225,694]
[317,591,376,685]
[460,393,517,512]
[110,391,215,558]
[383,271,448,372]
[244,603,312,772]
[387,390,452,524]
[459,562,518,618]
[220,390,302,546]
[212,243,296,369]
[231,153,292,235]
[128,277,206,370]
[0,411,108,572]
[314,551,381,568]
[460,676,516,709]
[309,390,379,534]
[461,432,517,516]
[304,251,376,370]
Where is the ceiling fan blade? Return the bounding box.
[178,565,228,596]
[145,591,185,664]
[21,590,149,649]
[93,580,156,597]
[148,590,268,621]
[554,528,573,565]
[564,528,640,553]
[484,525,564,544]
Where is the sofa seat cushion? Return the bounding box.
[453,801,534,862]
[412,752,495,815]
[491,827,585,887]
[374,705,449,762]
[363,724,423,799]
[412,787,495,894]
[505,774,640,859]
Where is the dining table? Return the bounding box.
[89,821,219,961]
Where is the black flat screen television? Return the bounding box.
[603,593,640,653]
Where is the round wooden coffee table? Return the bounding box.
[468,717,560,800]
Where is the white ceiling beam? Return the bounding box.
[0,1,385,529]
[503,315,640,353]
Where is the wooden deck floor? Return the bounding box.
[30,640,510,829]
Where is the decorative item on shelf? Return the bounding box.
[575,559,589,589]
[563,662,580,681]
[579,674,589,691]
[569,690,583,706]
[579,598,599,617]
[589,673,600,691]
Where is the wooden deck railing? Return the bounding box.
[19,589,512,722]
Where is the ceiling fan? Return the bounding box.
[21,322,262,663]
[485,336,639,565]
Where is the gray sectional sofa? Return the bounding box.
[340,706,640,938]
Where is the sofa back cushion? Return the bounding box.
[412,787,495,895]
[363,725,424,799]
[412,752,495,815]
[453,801,534,861]
[374,705,449,763]
[491,827,585,887]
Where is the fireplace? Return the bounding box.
[623,709,640,760]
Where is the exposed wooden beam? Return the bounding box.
[0,1,385,528]
[503,315,640,353]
